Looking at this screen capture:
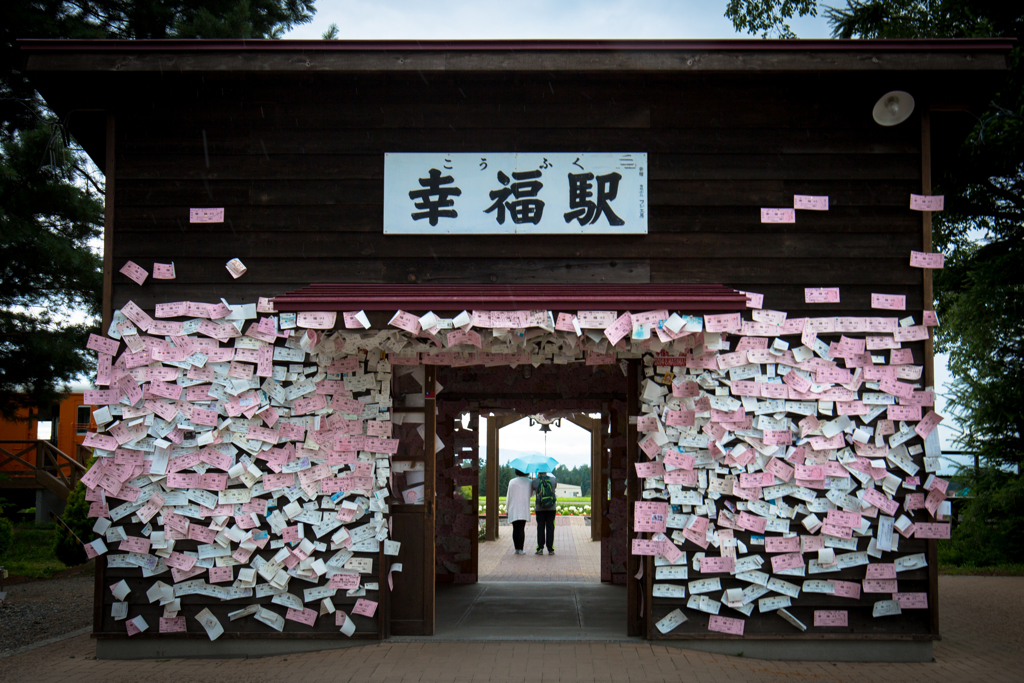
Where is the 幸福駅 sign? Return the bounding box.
[383,152,647,234]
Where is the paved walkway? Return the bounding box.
[1,576,1021,682]
[479,517,600,582]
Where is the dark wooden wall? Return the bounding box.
[108,70,927,321]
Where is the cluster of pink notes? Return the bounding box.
[190,207,224,223]
[910,194,944,211]
[910,251,945,269]
[805,288,840,303]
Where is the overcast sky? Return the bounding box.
[286,0,834,41]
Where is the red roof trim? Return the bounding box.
[18,37,1014,54]
[272,284,748,313]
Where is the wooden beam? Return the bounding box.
[592,414,603,542]
[423,365,437,636]
[599,409,610,551]
[485,415,499,541]
[566,414,604,542]
[102,113,115,333]
[921,108,940,639]
[625,360,641,637]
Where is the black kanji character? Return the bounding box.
[409,168,462,226]
[484,169,545,225]
[563,172,624,226]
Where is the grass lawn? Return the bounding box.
[0,524,68,578]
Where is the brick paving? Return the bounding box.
[479,516,600,582]
[1,575,1020,682]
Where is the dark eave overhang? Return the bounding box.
[271,283,749,313]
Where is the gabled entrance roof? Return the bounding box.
[271,283,748,312]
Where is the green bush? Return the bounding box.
[52,481,95,567]
[0,517,13,557]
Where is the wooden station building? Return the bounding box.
[20,37,1010,659]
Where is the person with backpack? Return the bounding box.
[505,469,533,555]
[532,470,558,554]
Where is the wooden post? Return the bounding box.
[101,114,115,334]
[625,360,642,637]
[921,108,940,638]
[423,365,437,635]
[590,415,603,541]
[485,415,499,541]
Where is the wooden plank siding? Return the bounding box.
[107,73,923,323]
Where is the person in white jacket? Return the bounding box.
[505,469,533,554]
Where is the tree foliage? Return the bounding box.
[52,478,94,566]
[0,1,316,420]
[728,0,1024,565]
[725,0,818,38]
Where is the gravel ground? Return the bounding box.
[0,574,94,656]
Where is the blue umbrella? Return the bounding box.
[507,453,560,474]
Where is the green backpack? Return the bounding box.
[536,477,556,508]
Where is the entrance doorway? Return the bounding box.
[388,361,641,638]
[427,363,632,640]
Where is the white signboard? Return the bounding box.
[384,152,647,234]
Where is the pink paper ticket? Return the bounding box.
[603,312,633,345]
[893,592,928,609]
[352,599,378,617]
[831,580,861,600]
[865,563,897,579]
[119,536,151,554]
[708,614,744,635]
[914,522,951,539]
[159,616,187,633]
[699,556,735,573]
[914,410,944,439]
[577,310,618,329]
[805,288,840,303]
[190,207,224,223]
[887,405,922,421]
[871,293,906,310]
[863,578,898,593]
[794,195,829,211]
[285,607,318,626]
[814,610,848,627]
[631,539,662,556]
[119,261,149,285]
[152,262,176,279]
[743,291,764,308]
[910,251,945,269]
[771,552,805,573]
[87,333,120,356]
[705,313,741,333]
[297,311,337,329]
[761,208,796,223]
[388,310,422,334]
[765,536,800,553]
[910,194,944,211]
